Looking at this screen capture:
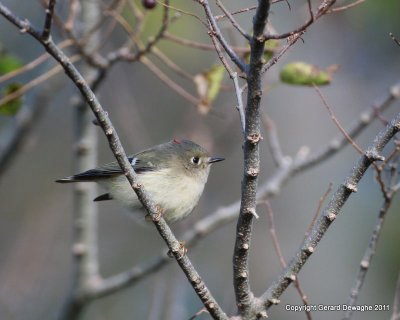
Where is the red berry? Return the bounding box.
[142,0,157,9]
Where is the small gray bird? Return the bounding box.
[56,139,224,222]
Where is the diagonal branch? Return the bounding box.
[0,4,228,319]
[265,0,314,40]
[198,0,247,72]
[258,113,400,314]
[215,0,251,41]
[343,193,396,320]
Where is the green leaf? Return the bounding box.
[0,83,23,116]
[280,62,336,86]
[0,54,22,75]
[206,64,225,102]
[194,64,225,114]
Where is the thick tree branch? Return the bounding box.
[233,1,271,318]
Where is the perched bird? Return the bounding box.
[56,139,224,222]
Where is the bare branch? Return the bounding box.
[0,3,227,318]
[41,0,56,40]
[266,0,314,40]
[327,0,366,14]
[151,47,194,81]
[0,54,81,108]
[304,183,333,240]
[295,82,400,173]
[263,200,312,320]
[262,0,338,74]
[215,5,257,21]
[198,0,247,72]
[215,0,251,40]
[343,194,397,319]
[164,32,253,54]
[261,113,287,167]
[64,0,79,32]
[313,85,364,155]
[206,23,246,135]
[0,39,72,84]
[232,73,246,136]
[233,1,271,317]
[140,55,200,106]
[259,113,400,314]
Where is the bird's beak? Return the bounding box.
[208,157,225,164]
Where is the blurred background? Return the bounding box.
[0,0,399,319]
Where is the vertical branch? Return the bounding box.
[233,0,271,318]
[42,0,56,40]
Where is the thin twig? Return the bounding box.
[313,85,364,155]
[140,56,200,106]
[151,47,194,81]
[164,32,250,53]
[215,0,250,40]
[327,0,366,13]
[0,39,72,84]
[64,0,79,32]
[263,200,312,320]
[188,307,208,320]
[266,0,314,40]
[215,5,257,21]
[198,0,247,72]
[0,54,81,108]
[295,82,400,172]
[158,1,208,27]
[304,183,333,240]
[261,113,286,167]
[232,73,246,136]
[343,193,397,319]
[206,21,246,135]
[261,0,338,74]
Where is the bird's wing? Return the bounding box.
[56,154,157,183]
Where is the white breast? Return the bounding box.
[102,168,208,222]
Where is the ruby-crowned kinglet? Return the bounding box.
[56,139,224,222]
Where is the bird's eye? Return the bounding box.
[191,156,200,164]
